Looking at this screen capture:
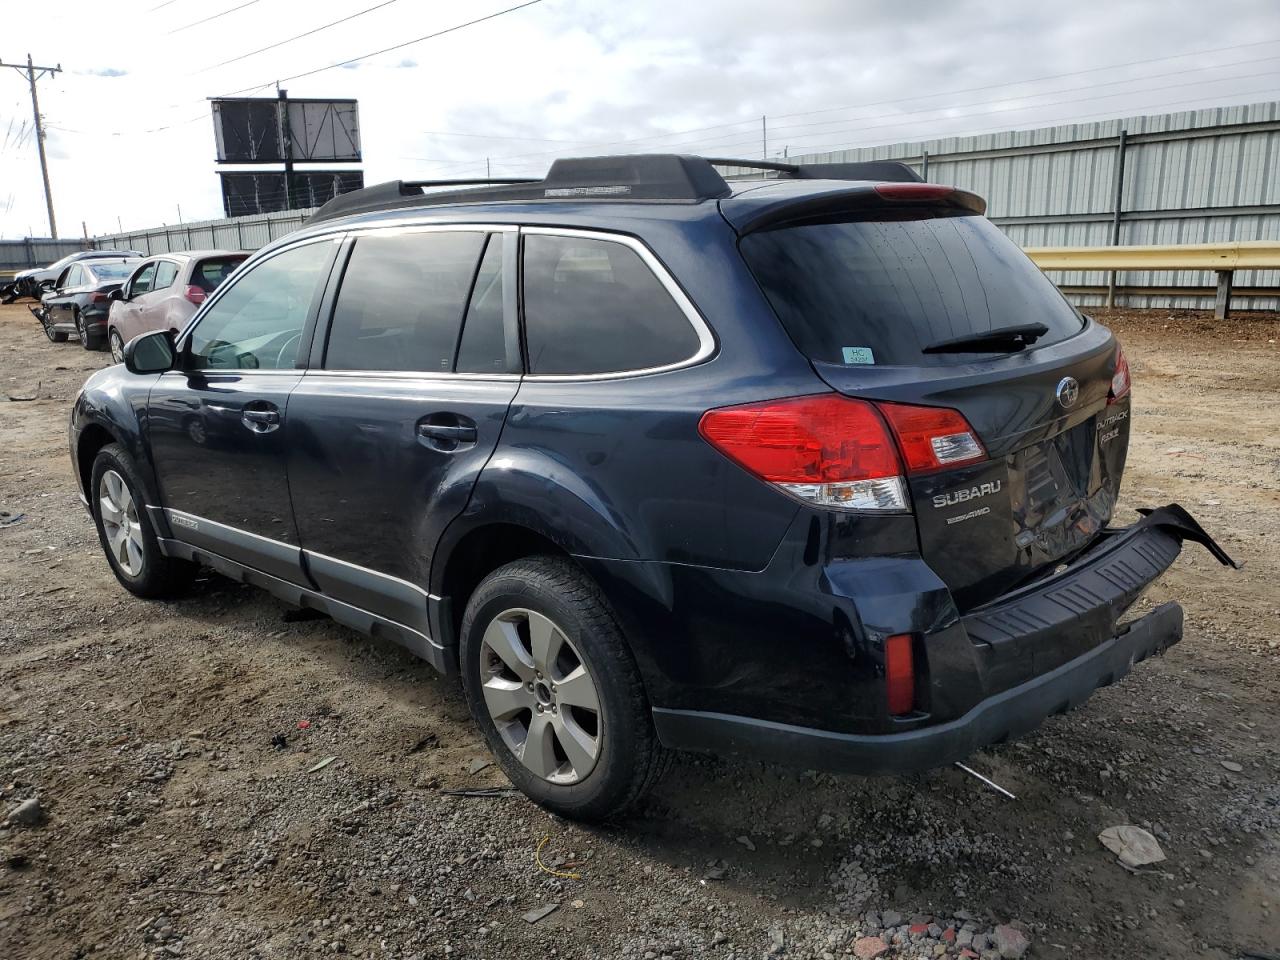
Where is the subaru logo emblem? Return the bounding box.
[1056,376,1080,408]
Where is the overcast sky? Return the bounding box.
[1,0,1277,239]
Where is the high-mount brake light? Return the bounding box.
[873,183,955,202]
[885,634,915,716]
[1108,344,1131,404]
[184,285,207,306]
[877,403,987,474]
[698,394,908,512]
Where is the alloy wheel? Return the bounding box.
[478,608,602,784]
[98,469,144,577]
[109,330,124,363]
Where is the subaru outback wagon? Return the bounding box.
[70,154,1235,819]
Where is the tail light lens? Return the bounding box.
[877,403,986,473]
[89,292,109,304]
[184,285,207,306]
[885,633,915,715]
[1108,345,1131,404]
[699,395,988,511]
[698,394,908,511]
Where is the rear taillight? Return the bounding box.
[89,292,109,304]
[877,403,986,473]
[184,285,207,306]
[885,633,915,715]
[1108,345,1131,404]
[697,394,908,511]
[699,395,989,511]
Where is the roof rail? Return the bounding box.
[308,153,924,223]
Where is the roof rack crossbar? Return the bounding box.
[403,178,540,189]
[703,157,801,174]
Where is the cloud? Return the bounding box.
[0,0,1274,237]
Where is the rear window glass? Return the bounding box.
[87,263,135,280]
[739,211,1084,367]
[522,234,700,375]
[194,257,247,292]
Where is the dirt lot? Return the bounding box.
[0,301,1277,960]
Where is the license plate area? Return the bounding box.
[1007,418,1104,559]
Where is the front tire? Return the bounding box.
[109,328,125,363]
[90,443,196,598]
[44,322,67,343]
[459,556,668,820]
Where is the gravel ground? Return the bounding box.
[1,301,1277,960]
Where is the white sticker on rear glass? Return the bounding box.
[841,346,875,365]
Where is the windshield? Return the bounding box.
[88,263,137,280]
[739,210,1084,367]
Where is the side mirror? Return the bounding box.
[109,287,125,301]
[124,329,175,374]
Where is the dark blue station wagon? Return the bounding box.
[70,155,1234,818]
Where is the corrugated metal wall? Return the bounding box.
[82,100,1279,311]
[724,99,1280,309]
[95,207,318,259]
[0,238,94,274]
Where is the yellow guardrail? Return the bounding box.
[1023,240,1280,272]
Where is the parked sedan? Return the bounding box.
[32,258,140,349]
[4,249,143,302]
[107,250,248,361]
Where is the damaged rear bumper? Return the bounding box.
[653,504,1236,774]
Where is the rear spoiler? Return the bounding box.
[719,182,988,235]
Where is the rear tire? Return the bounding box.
[459,556,668,820]
[76,310,104,351]
[90,443,197,599]
[109,328,125,363]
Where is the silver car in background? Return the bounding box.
[106,250,248,361]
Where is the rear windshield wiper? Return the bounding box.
[922,322,1050,354]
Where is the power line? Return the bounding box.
[200,0,408,72]
[406,39,1280,174]
[217,0,546,95]
[168,0,261,36]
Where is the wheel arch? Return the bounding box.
[434,522,572,659]
[76,422,117,500]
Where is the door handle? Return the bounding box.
[417,423,477,442]
[241,406,280,433]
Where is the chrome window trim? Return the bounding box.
[302,369,522,382]
[178,233,346,374]
[519,226,717,382]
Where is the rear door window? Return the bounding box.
[324,230,485,373]
[522,233,702,375]
[455,235,508,374]
[739,211,1084,367]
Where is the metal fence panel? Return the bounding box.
[80,100,1280,311]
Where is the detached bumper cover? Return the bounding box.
[653,503,1235,774]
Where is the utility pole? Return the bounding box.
[761,115,767,159]
[278,87,294,211]
[1,54,62,237]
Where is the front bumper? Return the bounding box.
[649,504,1235,773]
